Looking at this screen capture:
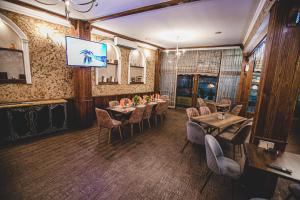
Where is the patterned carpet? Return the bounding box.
[0,109,295,200]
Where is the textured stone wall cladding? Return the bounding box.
[0,10,74,103]
[91,34,155,96]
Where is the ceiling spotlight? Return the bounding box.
[215,31,222,34]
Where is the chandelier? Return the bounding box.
[35,0,98,20]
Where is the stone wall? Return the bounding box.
[91,34,156,97]
[0,10,74,102]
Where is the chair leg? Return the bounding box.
[142,120,144,132]
[108,128,112,144]
[131,124,133,137]
[148,118,151,128]
[160,115,163,125]
[155,116,158,127]
[200,171,213,193]
[118,126,123,140]
[233,145,236,160]
[98,127,102,144]
[139,122,142,133]
[180,140,189,153]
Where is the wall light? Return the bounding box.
[143,49,151,59]
[37,25,64,45]
[245,63,250,72]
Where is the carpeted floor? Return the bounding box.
[0,109,294,200]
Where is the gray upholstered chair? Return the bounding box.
[287,183,300,199]
[181,121,206,153]
[109,100,119,107]
[206,102,217,113]
[95,108,123,144]
[199,106,211,115]
[217,120,253,159]
[201,135,241,193]
[197,98,206,107]
[230,104,243,116]
[186,107,200,121]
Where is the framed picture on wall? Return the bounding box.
[0,48,26,83]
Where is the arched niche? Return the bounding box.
[0,13,31,84]
[128,48,146,84]
[95,40,122,85]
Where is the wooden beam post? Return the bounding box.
[72,20,93,128]
[154,49,161,93]
[252,0,300,151]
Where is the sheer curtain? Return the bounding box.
[160,48,243,107]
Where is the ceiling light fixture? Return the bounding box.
[34,0,98,20]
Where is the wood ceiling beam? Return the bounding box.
[89,0,201,23]
[91,26,165,49]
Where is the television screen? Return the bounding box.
[65,36,107,67]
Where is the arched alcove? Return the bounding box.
[0,13,31,84]
[128,48,146,84]
[96,40,122,85]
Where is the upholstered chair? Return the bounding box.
[206,102,217,113]
[199,106,211,115]
[220,98,232,105]
[127,106,146,136]
[201,135,241,194]
[197,98,206,107]
[186,107,200,121]
[287,183,300,199]
[95,108,123,144]
[142,104,154,129]
[217,120,253,159]
[109,100,119,107]
[154,102,168,127]
[230,104,243,116]
[181,121,206,153]
[160,95,169,101]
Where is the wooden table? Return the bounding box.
[191,112,247,133]
[243,143,300,198]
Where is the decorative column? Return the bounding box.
[71,20,93,128]
[252,0,300,150]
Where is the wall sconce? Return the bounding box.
[245,63,250,72]
[143,49,151,59]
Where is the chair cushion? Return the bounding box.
[218,157,241,179]
[218,131,235,141]
[112,119,122,127]
[289,183,300,198]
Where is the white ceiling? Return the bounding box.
[19,0,260,48]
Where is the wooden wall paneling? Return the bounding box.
[192,75,199,107]
[72,20,94,128]
[252,0,300,151]
[154,49,161,93]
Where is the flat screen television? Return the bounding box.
[65,36,107,67]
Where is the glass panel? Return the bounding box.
[197,76,217,101]
[176,75,193,107]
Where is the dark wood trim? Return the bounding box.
[91,26,164,49]
[3,0,70,20]
[0,79,26,84]
[89,0,201,22]
[164,44,242,50]
[130,82,144,84]
[154,49,161,92]
[97,82,118,85]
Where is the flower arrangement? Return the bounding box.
[133,95,140,105]
[145,95,151,103]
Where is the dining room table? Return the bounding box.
[191,112,247,134]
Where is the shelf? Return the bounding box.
[130,65,144,68]
[97,82,118,85]
[130,82,144,84]
[107,62,118,66]
[0,79,26,84]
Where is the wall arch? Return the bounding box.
[128,48,147,84]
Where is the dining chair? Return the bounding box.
[220,98,232,105]
[217,120,253,159]
[230,104,243,116]
[201,135,241,195]
[154,102,168,127]
[186,107,200,121]
[197,98,207,107]
[206,102,217,113]
[142,104,154,130]
[95,108,123,144]
[126,106,146,137]
[160,95,169,101]
[109,100,119,107]
[286,183,300,200]
[181,121,206,153]
[199,106,211,115]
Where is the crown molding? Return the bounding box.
[0,1,71,27]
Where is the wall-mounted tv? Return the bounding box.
[65,36,107,67]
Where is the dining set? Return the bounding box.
[95,94,169,144]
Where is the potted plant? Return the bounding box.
[145,95,151,104]
[133,95,140,106]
